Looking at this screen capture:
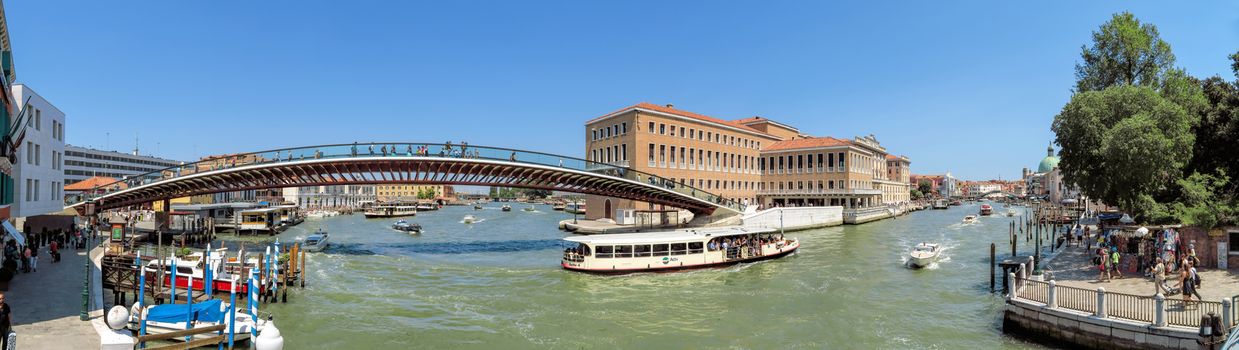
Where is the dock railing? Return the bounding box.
[1011,272,1234,330]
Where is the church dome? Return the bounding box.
[1038,143,1059,173]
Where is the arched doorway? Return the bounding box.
[604,199,613,219]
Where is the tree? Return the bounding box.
[1052,85,1195,218]
[1074,12,1175,93]
[1170,171,1236,229]
[910,189,924,200]
[917,180,932,195]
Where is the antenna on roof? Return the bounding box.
[133,132,140,156]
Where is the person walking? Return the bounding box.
[1185,260,1203,302]
[21,246,30,273]
[1176,259,1195,307]
[0,292,10,350]
[1097,248,1110,282]
[1152,258,1168,295]
[1109,248,1122,279]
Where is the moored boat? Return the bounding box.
[129,299,262,342]
[907,242,941,268]
[560,227,797,273]
[552,203,566,211]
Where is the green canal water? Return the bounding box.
[219,203,1053,349]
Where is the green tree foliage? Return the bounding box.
[910,189,924,200]
[1053,86,1195,217]
[1074,12,1175,93]
[1188,53,1239,187]
[917,180,932,195]
[1170,171,1236,229]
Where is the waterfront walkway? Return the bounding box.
[8,245,100,349]
[1043,242,1239,303]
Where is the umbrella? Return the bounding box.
[1135,227,1149,237]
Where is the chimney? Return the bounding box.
[665,104,674,108]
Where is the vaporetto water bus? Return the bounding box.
[561,227,798,273]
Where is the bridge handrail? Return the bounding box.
[64,142,744,212]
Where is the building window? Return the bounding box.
[648,143,655,164]
[759,157,765,171]
[591,129,597,141]
[621,144,627,161]
[678,126,684,137]
[777,156,784,170]
[648,122,655,133]
[659,124,666,135]
[622,122,627,134]
[24,179,31,202]
[669,146,676,164]
[679,147,685,167]
[669,125,676,137]
[838,152,846,171]
[659,145,666,166]
[689,129,695,139]
[34,144,40,166]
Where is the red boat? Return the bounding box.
[979,204,993,216]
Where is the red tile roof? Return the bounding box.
[589,102,776,138]
[64,176,126,191]
[764,137,851,151]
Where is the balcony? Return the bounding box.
[757,188,882,196]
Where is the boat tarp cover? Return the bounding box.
[146,299,224,323]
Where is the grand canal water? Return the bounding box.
[218,203,1054,349]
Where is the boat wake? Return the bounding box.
[461,218,487,224]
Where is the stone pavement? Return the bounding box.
[7,244,100,349]
[1043,241,1239,303]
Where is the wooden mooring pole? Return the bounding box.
[990,243,996,292]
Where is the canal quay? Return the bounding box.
[226,202,1049,349]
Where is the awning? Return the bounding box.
[3,221,25,247]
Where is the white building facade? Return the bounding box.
[11,84,65,217]
[283,185,376,208]
[63,145,181,186]
[939,172,959,198]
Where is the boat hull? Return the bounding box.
[562,245,798,274]
[160,276,250,294]
[908,256,937,268]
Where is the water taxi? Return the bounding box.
[979,204,993,216]
[931,199,949,210]
[462,215,477,224]
[565,202,587,214]
[299,228,329,252]
[552,203,566,211]
[560,227,797,273]
[473,204,483,210]
[962,215,978,224]
[907,243,941,268]
[364,203,418,218]
[501,205,512,212]
[523,205,536,212]
[392,219,422,233]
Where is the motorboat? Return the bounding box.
[523,205,536,212]
[129,299,262,342]
[142,250,255,294]
[552,203,566,211]
[979,204,994,216]
[908,243,941,268]
[1005,209,1016,217]
[416,203,438,211]
[299,228,329,252]
[501,205,512,212]
[392,219,422,233]
[561,226,798,273]
[962,215,978,224]
[931,200,949,210]
[462,215,477,224]
[473,204,483,210]
[565,202,587,214]
[364,203,417,218]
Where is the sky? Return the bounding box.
[5,1,1238,181]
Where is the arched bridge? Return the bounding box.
[65,143,744,216]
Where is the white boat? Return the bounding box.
[501,205,512,212]
[523,206,536,212]
[299,228,329,252]
[560,227,798,273]
[1005,209,1016,217]
[129,299,262,342]
[462,215,477,224]
[416,203,438,211]
[908,243,941,268]
[365,203,417,218]
[142,250,257,294]
[963,215,978,224]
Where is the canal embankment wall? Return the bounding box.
[741,207,843,231]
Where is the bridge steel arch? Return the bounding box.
[66,143,743,217]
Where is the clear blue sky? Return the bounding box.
[6,1,1238,181]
